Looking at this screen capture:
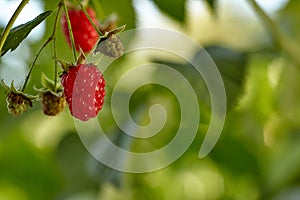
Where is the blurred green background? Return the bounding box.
[1,0,300,199]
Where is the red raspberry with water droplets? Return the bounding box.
[61,64,105,121]
[61,8,99,52]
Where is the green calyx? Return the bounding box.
[56,59,72,72]
[34,73,63,97]
[97,25,126,45]
[34,74,66,116]
[100,24,126,40]
[99,14,118,34]
[56,50,86,72]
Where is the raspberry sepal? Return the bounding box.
[1,80,38,116]
[34,74,66,116]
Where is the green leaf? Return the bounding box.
[55,130,129,192]
[0,133,62,200]
[202,46,247,86]
[86,130,129,189]
[205,0,217,16]
[197,46,247,108]
[55,133,100,196]
[1,10,53,56]
[152,0,186,23]
[153,45,248,109]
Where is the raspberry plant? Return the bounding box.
[2,0,300,199]
[0,0,125,121]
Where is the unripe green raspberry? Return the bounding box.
[95,35,124,58]
[34,74,66,116]
[41,92,66,116]
[95,34,124,58]
[6,92,33,116]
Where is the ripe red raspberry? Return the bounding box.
[61,64,105,121]
[61,8,99,52]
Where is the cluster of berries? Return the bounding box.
[2,3,125,121]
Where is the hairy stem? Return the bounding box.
[52,3,62,91]
[0,0,29,55]
[22,38,52,91]
[62,0,77,63]
[246,0,300,66]
[22,3,62,92]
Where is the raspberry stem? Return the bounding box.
[75,0,103,36]
[22,4,62,92]
[0,0,29,55]
[52,3,63,91]
[22,37,51,92]
[62,0,77,63]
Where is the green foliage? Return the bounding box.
[152,0,186,22]
[1,0,300,199]
[0,10,53,57]
[55,131,126,197]
[0,27,3,37]
[55,133,99,197]
[195,46,247,108]
[205,0,218,15]
[153,45,247,109]
[0,133,62,200]
[96,0,135,29]
[278,0,300,41]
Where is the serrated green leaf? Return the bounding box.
[152,0,186,22]
[1,10,53,56]
[205,0,217,15]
